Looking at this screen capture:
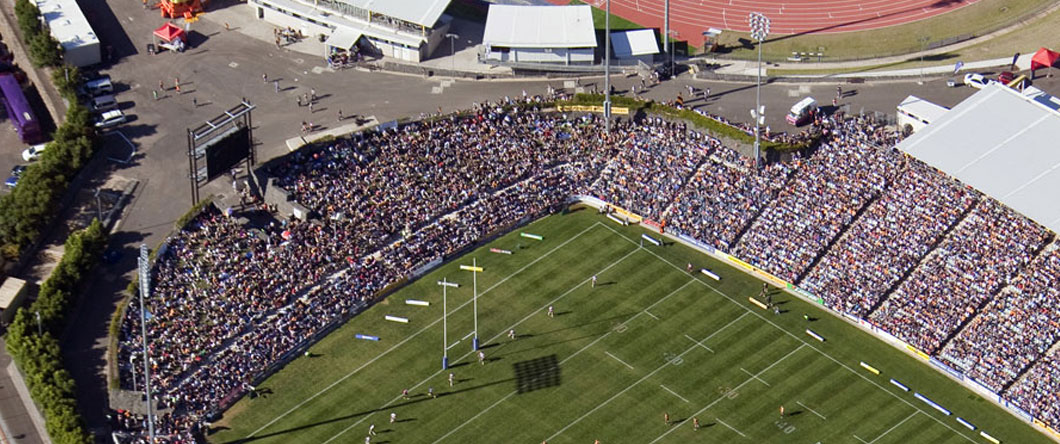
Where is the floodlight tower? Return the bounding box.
[749,12,770,168]
[603,0,611,133]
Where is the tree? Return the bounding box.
[28,32,62,67]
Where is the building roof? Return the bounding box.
[37,0,98,50]
[325,28,363,50]
[897,95,949,122]
[896,83,1060,233]
[260,0,426,47]
[0,277,26,309]
[610,29,658,58]
[351,0,450,27]
[483,5,597,49]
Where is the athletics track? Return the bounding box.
[547,0,981,47]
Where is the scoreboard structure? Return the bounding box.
[186,100,256,204]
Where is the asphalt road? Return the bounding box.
[26,0,1060,438]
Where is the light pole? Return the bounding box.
[917,36,931,85]
[437,279,459,369]
[748,12,770,168]
[460,260,483,350]
[445,33,459,76]
[129,354,137,393]
[34,311,42,336]
[604,0,611,133]
[668,30,678,76]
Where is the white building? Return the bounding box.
[482,5,596,65]
[610,29,658,66]
[38,0,100,67]
[249,0,452,63]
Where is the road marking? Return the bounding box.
[649,344,806,443]
[869,412,917,444]
[797,400,826,420]
[249,222,603,438]
[684,334,714,353]
[715,417,747,438]
[740,367,771,386]
[597,223,979,444]
[659,384,690,403]
[605,351,635,370]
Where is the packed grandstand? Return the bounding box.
[114,94,1060,442]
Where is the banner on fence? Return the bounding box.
[608,204,643,223]
[930,358,965,382]
[906,344,930,361]
[642,219,663,233]
[557,104,630,115]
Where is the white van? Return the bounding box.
[785,97,817,126]
[89,94,118,113]
[82,76,114,96]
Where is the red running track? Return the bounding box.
[548,0,980,47]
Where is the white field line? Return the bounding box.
[434,277,696,444]
[797,400,827,420]
[461,331,475,340]
[544,309,751,443]
[854,434,870,443]
[649,344,806,443]
[446,340,460,350]
[597,223,979,444]
[352,245,645,444]
[659,384,690,403]
[684,334,714,353]
[248,222,603,438]
[869,411,917,444]
[715,417,747,438]
[605,351,635,370]
[740,367,771,386]
[643,310,660,320]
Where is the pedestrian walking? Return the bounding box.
[547,305,554,318]
[478,351,486,365]
[508,329,516,339]
[159,80,165,91]
[773,305,781,316]
[338,109,344,121]
[693,417,700,430]
[664,412,670,426]
[591,275,597,288]
[803,313,811,321]
[401,388,409,399]
[310,88,317,101]
[687,263,693,273]
[192,97,198,107]
[832,97,838,107]
[428,387,435,398]
[448,372,455,387]
[780,405,785,417]
[390,412,397,423]
[153,90,158,100]
[368,424,376,436]
[263,73,268,83]
[309,101,314,113]
[274,80,279,93]
[836,85,842,98]
[365,436,370,444]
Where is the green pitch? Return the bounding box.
[212,208,1049,443]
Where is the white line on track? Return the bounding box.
[659,384,690,403]
[248,222,603,439]
[797,400,826,420]
[597,223,979,444]
[715,417,747,438]
[740,367,771,386]
[868,411,917,443]
[683,334,714,353]
[605,351,635,370]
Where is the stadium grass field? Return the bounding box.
[211,207,1050,443]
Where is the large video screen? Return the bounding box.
[203,125,250,181]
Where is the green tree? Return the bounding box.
[28,32,63,67]
[14,0,41,39]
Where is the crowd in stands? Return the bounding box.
[1007,344,1060,428]
[114,99,1060,441]
[940,246,1060,392]
[870,198,1051,354]
[801,161,977,317]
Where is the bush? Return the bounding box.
[14,0,41,39]
[4,219,106,444]
[51,66,83,101]
[28,32,62,67]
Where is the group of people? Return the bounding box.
[114,97,1060,441]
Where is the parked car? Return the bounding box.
[6,164,27,188]
[94,109,127,128]
[998,71,1015,84]
[79,75,113,97]
[963,73,991,89]
[4,175,18,188]
[88,94,119,113]
[22,143,47,161]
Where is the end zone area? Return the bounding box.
[211,208,1050,443]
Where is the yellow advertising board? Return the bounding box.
[556,105,630,115]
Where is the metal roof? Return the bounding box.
[351,0,451,27]
[610,29,658,58]
[896,83,1060,234]
[897,95,949,122]
[37,0,97,50]
[483,5,597,49]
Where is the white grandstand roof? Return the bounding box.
[897,95,948,121]
[610,29,659,58]
[483,5,597,49]
[350,0,450,27]
[896,83,1060,233]
[37,0,97,50]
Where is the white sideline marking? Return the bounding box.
[740,367,771,386]
[643,310,660,320]
[461,331,475,340]
[854,434,870,443]
[446,340,460,350]
[649,345,805,443]
[797,400,826,420]
[596,223,980,444]
[436,277,696,444]
[868,412,917,444]
[715,417,747,438]
[684,334,714,353]
[605,351,635,370]
[249,222,603,439]
[659,384,690,403]
[544,309,750,443]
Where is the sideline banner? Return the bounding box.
[608,204,643,223]
[557,104,630,115]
